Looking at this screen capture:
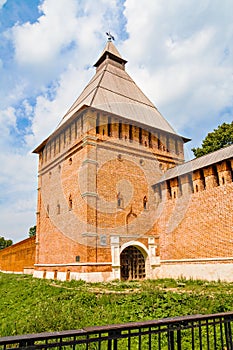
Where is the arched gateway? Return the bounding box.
[120,246,146,280]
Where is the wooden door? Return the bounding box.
[120,246,146,280]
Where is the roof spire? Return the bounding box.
[94,38,127,69]
[106,31,115,42]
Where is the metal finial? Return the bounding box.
[106,32,115,41]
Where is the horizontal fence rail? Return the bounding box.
[1,312,233,349]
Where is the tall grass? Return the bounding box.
[1,273,233,337]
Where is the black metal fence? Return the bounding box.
[1,312,233,349]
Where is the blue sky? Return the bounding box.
[0,0,232,242]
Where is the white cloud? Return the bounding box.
[0,107,17,146]
[11,0,78,65]
[0,147,37,242]
[0,0,6,9]
[21,0,125,149]
[122,0,233,145]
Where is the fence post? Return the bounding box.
[168,325,175,350]
[108,330,120,350]
[177,328,182,350]
[224,317,233,350]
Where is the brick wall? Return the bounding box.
[34,108,181,273]
[157,181,233,260]
[32,107,233,281]
[0,236,36,273]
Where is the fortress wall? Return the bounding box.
[158,181,233,260]
[0,236,36,274]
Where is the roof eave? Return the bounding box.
[94,52,127,68]
[32,104,90,154]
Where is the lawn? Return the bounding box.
[1,273,233,337]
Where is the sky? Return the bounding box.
[0,0,232,243]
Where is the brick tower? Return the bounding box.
[33,39,187,281]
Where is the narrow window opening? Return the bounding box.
[227,160,233,181]
[158,134,162,150]
[48,142,51,158]
[81,115,83,134]
[57,203,60,215]
[166,180,172,199]
[149,132,152,148]
[129,125,133,142]
[175,139,179,154]
[139,128,142,144]
[213,165,220,186]
[118,122,122,139]
[200,169,206,189]
[188,173,194,193]
[45,147,47,162]
[69,126,71,142]
[196,184,199,192]
[166,135,170,152]
[96,113,100,134]
[75,120,77,138]
[108,116,112,136]
[222,177,225,185]
[178,180,183,196]
[117,192,123,208]
[58,135,61,153]
[143,195,148,209]
[173,191,176,199]
[64,130,66,147]
[69,195,73,210]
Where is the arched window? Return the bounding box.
[69,195,72,210]
[196,184,199,192]
[117,192,123,208]
[143,195,148,209]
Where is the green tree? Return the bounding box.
[28,225,36,237]
[0,236,13,250]
[192,122,233,158]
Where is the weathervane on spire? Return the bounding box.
[106,32,115,41]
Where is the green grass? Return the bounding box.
[1,273,233,337]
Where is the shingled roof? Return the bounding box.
[57,40,179,136]
[156,144,233,183]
